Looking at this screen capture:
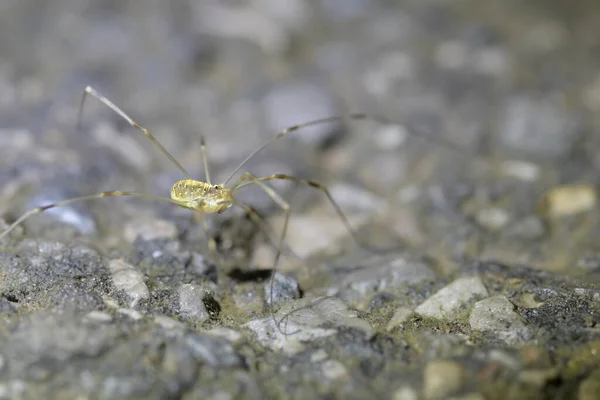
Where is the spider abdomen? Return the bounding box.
[170,179,211,203]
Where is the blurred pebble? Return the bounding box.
[422,360,465,400]
[204,327,244,344]
[263,80,342,147]
[321,359,348,380]
[415,276,488,320]
[538,184,596,218]
[475,207,511,231]
[375,123,408,151]
[108,259,149,307]
[154,315,185,330]
[329,183,386,212]
[500,97,579,158]
[393,386,419,400]
[117,308,143,321]
[124,217,178,243]
[84,311,113,324]
[26,187,97,235]
[500,160,541,182]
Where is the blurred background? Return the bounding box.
[1,0,600,274]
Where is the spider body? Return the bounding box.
[170,180,232,214]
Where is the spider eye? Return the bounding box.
[214,185,222,190]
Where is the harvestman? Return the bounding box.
[0,86,468,333]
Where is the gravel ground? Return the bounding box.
[1,1,600,399]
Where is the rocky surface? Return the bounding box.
[1,1,600,399]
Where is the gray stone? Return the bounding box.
[244,296,372,353]
[108,259,149,307]
[500,96,580,158]
[264,272,300,307]
[422,360,465,400]
[177,283,211,323]
[415,276,488,320]
[184,333,244,368]
[469,295,534,346]
[263,80,342,146]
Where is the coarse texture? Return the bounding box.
[0,1,599,399]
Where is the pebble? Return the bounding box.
[108,259,149,307]
[263,80,342,147]
[264,272,300,307]
[177,284,211,323]
[415,276,488,320]
[203,327,244,344]
[422,360,465,400]
[116,308,144,321]
[123,217,179,243]
[475,207,511,231]
[154,315,185,330]
[84,311,113,324]
[393,386,419,400]
[321,360,349,380]
[500,160,541,182]
[500,96,579,158]
[386,307,413,331]
[469,295,533,346]
[538,184,597,218]
[243,296,372,354]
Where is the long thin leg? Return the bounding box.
[195,212,220,267]
[231,172,293,335]
[235,202,300,260]
[233,173,373,252]
[77,86,192,179]
[222,113,477,185]
[200,136,212,185]
[0,191,185,241]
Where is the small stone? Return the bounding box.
[470,295,534,346]
[500,160,541,182]
[500,97,579,158]
[204,327,244,343]
[263,80,342,147]
[321,360,348,380]
[475,208,511,231]
[393,386,419,400]
[117,308,144,321]
[387,307,413,331]
[185,333,244,368]
[329,183,387,212]
[264,272,300,307]
[422,360,465,400]
[243,296,372,354]
[108,259,149,307]
[154,315,185,330]
[177,284,211,323]
[538,184,596,218]
[518,368,559,387]
[341,257,436,298]
[124,217,179,243]
[415,276,488,320]
[310,349,328,363]
[84,311,113,323]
